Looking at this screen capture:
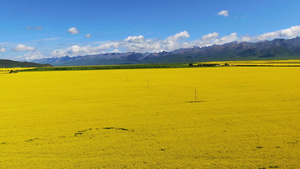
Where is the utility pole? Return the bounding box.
[195,88,197,102]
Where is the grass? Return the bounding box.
[0,67,300,168]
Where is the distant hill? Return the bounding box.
[33,37,300,66]
[0,59,52,68]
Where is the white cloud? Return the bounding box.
[156,31,191,51]
[212,33,238,45]
[254,25,300,41]
[51,43,114,57]
[47,31,241,58]
[68,27,79,35]
[85,34,91,38]
[23,50,44,60]
[0,46,5,52]
[125,35,145,43]
[14,44,35,51]
[49,31,191,57]
[32,25,300,59]
[218,10,229,17]
[201,32,219,40]
[167,31,190,41]
[256,31,279,41]
[239,35,253,42]
[279,25,300,37]
[26,26,44,30]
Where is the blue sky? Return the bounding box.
[1,0,300,60]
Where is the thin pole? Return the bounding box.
[195,88,197,102]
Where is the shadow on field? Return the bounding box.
[185,101,204,103]
[74,127,134,137]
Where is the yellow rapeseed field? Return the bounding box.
[0,67,300,168]
[0,68,35,74]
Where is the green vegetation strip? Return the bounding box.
[22,63,189,72]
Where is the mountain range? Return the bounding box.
[33,37,300,66]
